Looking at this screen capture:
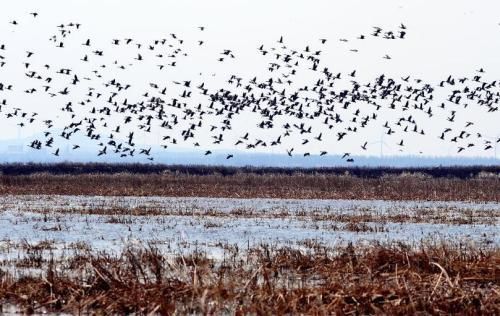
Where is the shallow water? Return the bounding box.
[0,195,497,260]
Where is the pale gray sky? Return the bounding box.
[0,0,499,160]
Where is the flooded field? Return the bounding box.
[0,195,498,258]
[0,194,498,314]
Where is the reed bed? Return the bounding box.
[1,172,499,201]
[0,241,498,315]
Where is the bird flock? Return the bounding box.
[0,12,499,162]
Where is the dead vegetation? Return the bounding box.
[0,242,498,314]
[0,164,497,313]
[0,172,499,201]
[4,199,497,226]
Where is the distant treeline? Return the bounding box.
[0,162,498,178]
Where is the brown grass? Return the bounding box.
[1,172,499,201]
[23,205,499,226]
[0,242,498,314]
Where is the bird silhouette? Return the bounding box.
[0,13,495,164]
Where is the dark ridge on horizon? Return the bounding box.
[0,162,499,179]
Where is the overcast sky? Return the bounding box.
[0,0,499,161]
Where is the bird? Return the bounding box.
[1,14,494,164]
